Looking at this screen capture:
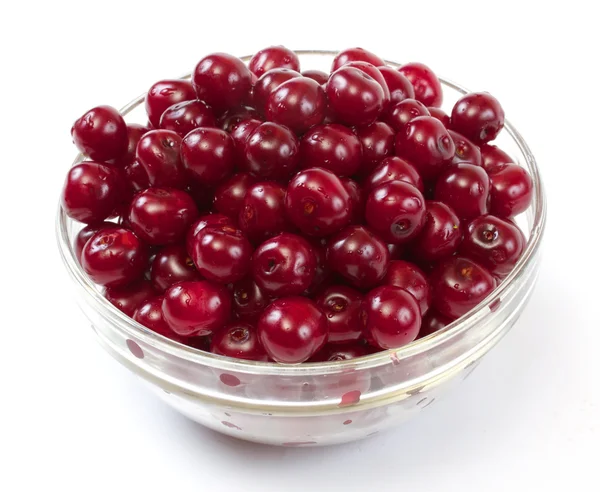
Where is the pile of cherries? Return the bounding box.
[62,46,533,364]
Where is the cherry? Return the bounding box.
[315,285,363,344]
[364,156,424,194]
[219,106,262,133]
[378,66,415,106]
[410,201,462,262]
[257,297,327,363]
[448,129,482,167]
[382,260,430,315]
[340,177,365,224]
[302,70,329,85]
[150,244,201,292]
[192,53,252,114]
[327,225,390,288]
[145,79,196,129]
[136,129,186,188]
[355,121,395,176]
[480,144,513,174]
[185,335,211,351]
[460,214,525,277]
[191,225,253,284]
[162,280,231,336]
[419,310,452,338]
[299,124,362,176]
[331,47,385,72]
[238,181,289,242]
[310,342,370,362]
[326,66,385,126]
[111,124,149,168]
[396,116,455,180]
[230,118,262,162]
[128,188,198,245]
[75,222,114,261]
[211,322,268,361]
[249,46,300,77]
[451,92,505,144]
[252,68,301,113]
[363,285,421,349]
[387,243,405,260]
[242,122,300,179]
[232,277,271,322]
[398,62,443,107]
[266,77,327,134]
[344,61,391,110]
[185,213,234,257]
[133,295,186,342]
[489,164,533,218]
[159,99,216,137]
[61,162,124,224]
[285,168,352,237]
[81,227,148,287]
[435,163,490,220]
[105,279,156,317]
[71,105,128,161]
[181,128,235,186]
[427,107,451,128]
[383,98,430,133]
[124,159,150,192]
[213,172,257,221]
[365,181,426,244]
[252,232,316,296]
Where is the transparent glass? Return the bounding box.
[56,51,546,446]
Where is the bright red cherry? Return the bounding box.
[378,66,415,106]
[150,244,201,292]
[448,129,482,167]
[238,181,289,243]
[398,62,443,107]
[230,118,262,162]
[231,277,271,322]
[181,128,235,186]
[211,322,269,361]
[427,107,451,128]
[111,124,149,168]
[212,172,257,221]
[124,159,150,192]
[451,92,505,144]
[299,124,362,176]
[133,295,186,342]
[105,280,156,317]
[75,222,114,261]
[145,79,196,129]
[343,61,391,110]
[383,98,430,133]
[310,342,370,362]
[219,106,262,133]
[355,121,395,176]
[419,310,452,338]
[242,122,300,179]
[302,70,329,85]
[435,163,490,220]
[249,46,300,77]
[364,156,424,194]
[71,105,128,161]
[480,144,513,174]
[136,129,186,188]
[159,99,216,137]
[489,164,533,218]
[315,285,363,344]
[331,47,385,71]
[410,201,462,262]
[382,260,430,315]
[185,213,234,256]
[252,68,302,113]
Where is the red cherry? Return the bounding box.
[434,163,490,220]
[75,222,114,261]
[410,201,462,262]
[249,46,300,77]
[252,68,301,114]
[451,92,505,144]
[299,124,362,176]
[302,70,329,85]
[145,79,196,129]
[378,66,415,106]
[159,99,216,137]
[105,279,156,317]
[383,99,430,133]
[181,128,235,186]
[427,107,451,128]
[219,106,262,133]
[448,129,482,167]
[331,47,385,71]
[213,172,257,221]
[133,295,186,342]
[382,260,431,315]
[150,244,201,292]
[489,164,533,218]
[238,181,290,243]
[398,62,443,107]
[355,121,395,177]
[211,322,269,361]
[111,124,149,168]
[242,122,300,179]
[364,156,424,194]
[480,144,513,174]
[136,129,186,189]
[71,105,128,161]
[315,285,364,344]
[419,310,452,338]
[231,277,271,322]
[185,213,234,257]
[344,61,391,110]
[310,342,370,362]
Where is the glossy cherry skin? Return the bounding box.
[448,130,482,167]
[489,164,533,218]
[378,66,415,106]
[75,222,114,261]
[162,280,231,336]
[427,107,450,128]
[230,118,262,162]
[252,233,316,296]
[340,178,365,224]
[111,124,149,168]
[285,168,353,237]
[242,122,300,179]
[211,322,269,361]
[266,77,327,134]
[344,61,391,110]
[383,98,430,133]
[303,238,333,296]
[419,310,452,338]
[185,213,234,256]
[451,92,505,144]
[232,277,271,322]
[430,257,496,319]
[331,47,385,71]
[128,188,198,246]
[61,162,124,224]
[410,201,462,262]
[239,181,289,242]
[310,342,370,362]
[124,159,150,192]
[302,70,329,85]
[396,116,455,180]
[212,172,257,221]
[249,46,300,77]
[459,215,525,277]
[105,279,156,317]
[159,99,216,137]
[365,181,426,244]
[480,144,513,174]
[191,225,253,284]
[382,260,430,315]
[327,225,390,288]
[435,163,490,220]
[145,79,196,129]
[219,106,262,133]
[180,128,235,186]
[81,227,148,287]
[150,244,201,292]
[257,297,327,363]
[398,62,443,107]
[133,296,186,342]
[192,53,252,114]
[252,68,301,113]
[71,105,128,161]
[364,156,424,194]
[299,124,362,176]
[136,129,186,188]
[355,122,395,176]
[363,285,421,350]
[326,67,385,126]
[315,285,363,344]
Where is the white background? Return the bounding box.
[1,1,598,490]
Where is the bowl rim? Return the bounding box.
[56,49,547,376]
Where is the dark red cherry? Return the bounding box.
[230,118,262,162]
[242,122,300,179]
[315,285,363,344]
[159,99,216,137]
[162,280,231,336]
[364,156,424,194]
[310,342,370,362]
[252,233,316,296]
[133,296,186,342]
[448,130,482,167]
[75,222,114,262]
[489,164,533,218]
[185,213,234,257]
[81,227,148,287]
[124,159,150,192]
[327,225,390,288]
[128,188,198,245]
[382,260,430,315]
[419,310,452,338]
[387,243,405,260]
[451,92,505,144]
[398,62,443,107]
[410,201,462,262]
[213,172,257,221]
[378,66,415,106]
[299,124,362,176]
[150,244,201,292]
[285,168,353,237]
[238,181,289,242]
[331,48,385,71]
[363,285,421,349]
[111,124,149,168]
[71,105,128,161]
[257,297,327,363]
[211,322,269,361]
[302,70,329,85]
[192,53,252,114]
[340,177,365,224]
[303,239,332,296]
[219,106,262,133]
[181,128,235,186]
[344,61,391,110]
[355,121,395,176]
[145,79,196,129]
[252,68,301,114]
[427,107,451,128]
[383,98,430,133]
[249,46,300,77]
[435,163,490,220]
[480,144,513,174]
[105,279,156,317]
[232,277,271,322]
[136,129,186,188]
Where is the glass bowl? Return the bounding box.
[56,50,546,446]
